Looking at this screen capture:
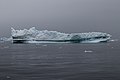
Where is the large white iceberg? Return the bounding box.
[11,27,111,43]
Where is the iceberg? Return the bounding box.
[11,27,111,43]
[0,37,12,42]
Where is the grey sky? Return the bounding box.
[0,0,120,38]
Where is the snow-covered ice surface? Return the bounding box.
[11,27,111,43]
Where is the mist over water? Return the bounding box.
[0,0,120,39]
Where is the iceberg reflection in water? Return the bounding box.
[11,27,111,43]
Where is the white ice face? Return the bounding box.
[11,27,111,43]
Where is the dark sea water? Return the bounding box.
[0,41,120,80]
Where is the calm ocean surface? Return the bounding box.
[0,41,120,80]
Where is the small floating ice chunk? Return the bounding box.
[42,44,47,47]
[59,46,62,49]
[6,76,11,79]
[4,46,9,49]
[84,50,93,53]
[110,39,118,42]
[111,47,114,49]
